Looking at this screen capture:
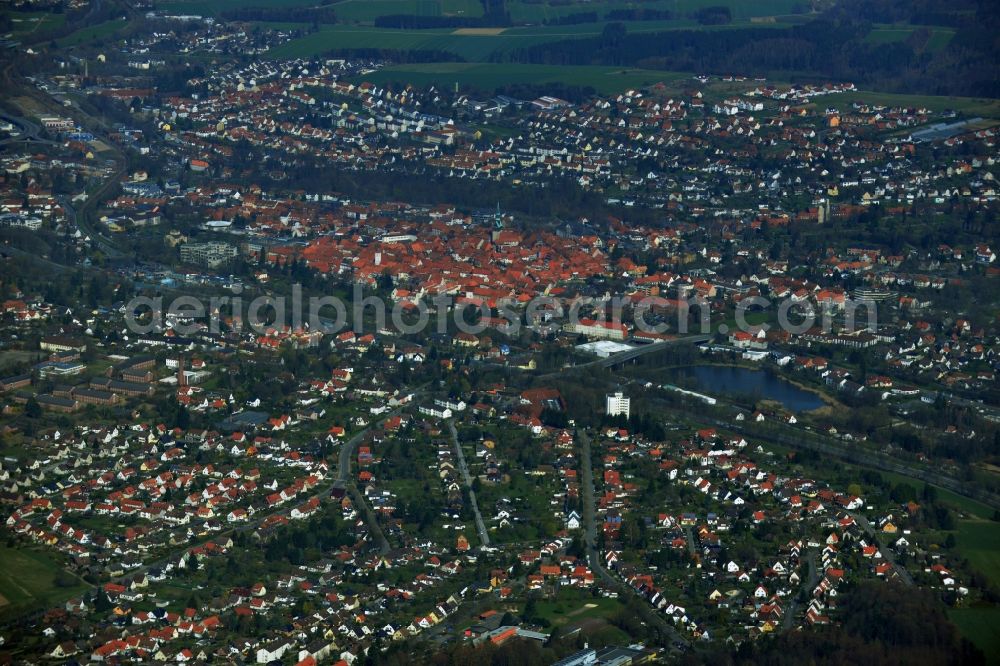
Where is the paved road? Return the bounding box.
[0,111,57,147]
[620,359,1000,514]
[99,375,429,598]
[710,417,1000,513]
[1,393,433,631]
[130,418,392,578]
[683,526,697,560]
[535,334,711,380]
[848,511,914,587]
[3,55,129,260]
[333,423,377,487]
[447,420,489,547]
[331,422,391,554]
[782,548,819,631]
[579,429,599,564]
[331,390,434,553]
[628,371,1000,513]
[577,428,690,649]
[58,192,126,259]
[331,404,434,555]
[333,390,428,487]
[347,484,391,555]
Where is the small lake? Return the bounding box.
[667,365,825,412]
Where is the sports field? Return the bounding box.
[532,591,624,626]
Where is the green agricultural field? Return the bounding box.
[0,546,87,619]
[155,0,319,16]
[822,90,1000,118]
[1,11,67,38]
[267,24,572,61]
[507,0,805,24]
[267,17,784,61]
[268,25,476,60]
[161,0,806,23]
[56,18,128,48]
[864,24,955,51]
[955,519,1000,588]
[336,0,484,23]
[161,0,806,24]
[872,470,995,520]
[925,29,956,51]
[949,607,1000,665]
[355,63,687,94]
[497,17,786,36]
[158,0,481,21]
[864,27,915,44]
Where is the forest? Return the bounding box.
[494,0,999,98]
[364,583,986,665]
[696,582,985,665]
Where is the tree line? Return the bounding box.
[220,7,339,24]
[696,581,984,665]
[491,7,999,98]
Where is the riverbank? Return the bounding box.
[777,372,844,415]
[622,357,848,416]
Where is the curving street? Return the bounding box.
[577,428,690,649]
[447,419,490,547]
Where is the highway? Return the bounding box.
[0,111,57,147]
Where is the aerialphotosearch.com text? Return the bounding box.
[123,283,878,343]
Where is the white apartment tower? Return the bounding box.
[606,391,630,419]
